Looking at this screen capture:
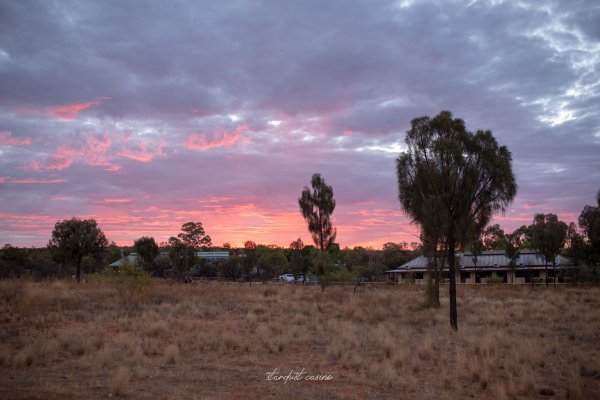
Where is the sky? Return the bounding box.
[0,0,599,249]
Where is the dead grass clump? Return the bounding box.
[108,366,130,397]
[245,312,258,330]
[417,333,435,361]
[59,328,95,356]
[0,348,10,367]
[221,332,241,353]
[566,368,583,399]
[492,382,508,400]
[96,346,113,367]
[367,360,398,388]
[145,319,169,338]
[374,325,397,360]
[14,290,52,322]
[326,339,345,362]
[518,367,536,396]
[164,344,179,364]
[0,279,25,306]
[13,347,34,368]
[11,337,57,368]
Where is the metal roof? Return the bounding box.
[109,253,141,267]
[386,250,572,274]
[196,251,230,258]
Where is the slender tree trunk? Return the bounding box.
[448,235,458,331]
[545,262,549,288]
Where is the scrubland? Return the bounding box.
[0,278,599,399]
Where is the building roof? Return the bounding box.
[196,251,230,259]
[109,252,141,267]
[386,250,572,274]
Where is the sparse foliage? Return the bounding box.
[528,213,568,287]
[48,218,109,281]
[396,111,517,329]
[578,189,600,268]
[133,236,159,268]
[481,224,507,250]
[0,245,28,278]
[299,173,337,251]
[177,222,212,249]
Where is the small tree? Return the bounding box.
[167,237,195,277]
[529,213,568,287]
[505,232,521,283]
[381,242,407,270]
[470,235,484,283]
[578,189,600,270]
[299,173,337,287]
[133,236,159,270]
[564,222,586,284]
[243,241,257,282]
[178,222,212,249]
[289,238,306,281]
[48,218,109,281]
[0,244,28,278]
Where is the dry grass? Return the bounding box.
[0,279,599,399]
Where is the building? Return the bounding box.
[196,251,230,262]
[109,252,141,268]
[386,250,573,284]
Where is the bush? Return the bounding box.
[114,261,152,291]
[101,261,153,305]
[325,268,356,283]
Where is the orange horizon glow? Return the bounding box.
[0,201,577,250]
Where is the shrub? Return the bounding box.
[103,261,153,305]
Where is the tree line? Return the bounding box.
[0,218,418,283]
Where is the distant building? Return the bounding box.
[196,251,230,262]
[386,250,573,284]
[109,252,141,268]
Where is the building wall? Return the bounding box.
[393,269,553,284]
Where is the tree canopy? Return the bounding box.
[177,221,212,249]
[396,111,517,329]
[298,173,337,251]
[48,218,109,281]
[529,213,568,286]
[579,189,600,259]
[133,236,159,266]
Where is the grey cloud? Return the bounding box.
[0,0,599,245]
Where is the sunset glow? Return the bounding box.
[0,1,598,249]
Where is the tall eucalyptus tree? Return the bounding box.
[397,111,517,330]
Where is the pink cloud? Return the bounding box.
[30,133,122,172]
[46,97,110,120]
[30,132,168,173]
[187,124,251,150]
[30,154,73,171]
[118,139,165,162]
[0,131,32,146]
[99,198,132,204]
[10,178,66,184]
